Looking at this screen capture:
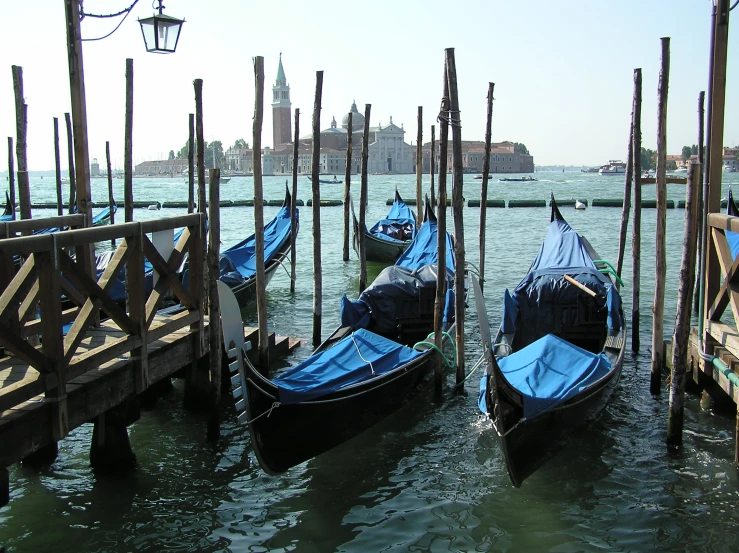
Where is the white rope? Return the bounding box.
[351,333,375,375]
[245,401,280,424]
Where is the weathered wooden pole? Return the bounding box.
[416,106,423,220]
[64,113,76,214]
[54,119,63,216]
[479,82,494,292]
[701,4,730,455]
[651,37,670,394]
[631,68,643,352]
[194,78,207,313]
[446,48,466,385]
[6,137,15,219]
[64,0,93,284]
[616,119,635,288]
[693,91,706,313]
[667,162,701,445]
[291,108,300,293]
[124,58,134,223]
[253,56,269,371]
[342,111,353,261]
[359,105,371,293]
[188,113,195,214]
[430,125,436,210]
[12,65,31,224]
[207,168,222,440]
[311,71,324,347]
[434,66,450,392]
[105,141,115,246]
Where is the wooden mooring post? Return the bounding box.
[253,56,269,371]
[311,71,324,347]
[651,37,670,395]
[693,91,706,313]
[106,141,115,246]
[416,107,423,221]
[12,65,30,225]
[342,111,352,262]
[207,168,222,440]
[430,125,436,210]
[6,137,15,219]
[64,113,75,213]
[188,113,195,214]
[434,65,450,393]
[479,82,494,292]
[359,105,371,293]
[616,116,634,288]
[291,108,300,292]
[194,78,207,313]
[54,119,63,216]
[445,48,466,386]
[667,162,700,445]
[631,68,643,352]
[124,58,134,223]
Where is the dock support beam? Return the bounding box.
[21,443,58,467]
[89,398,139,471]
[1,465,8,507]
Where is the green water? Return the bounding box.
[2,171,739,552]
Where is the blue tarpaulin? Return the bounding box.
[478,334,612,419]
[727,189,739,260]
[368,196,416,243]
[341,217,455,331]
[508,217,621,346]
[274,328,425,404]
[221,204,295,282]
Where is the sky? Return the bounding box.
[0,0,736,171]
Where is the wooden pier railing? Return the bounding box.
[0,213,205,442]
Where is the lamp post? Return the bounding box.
[138,1,185,54]
[63,0,185,277]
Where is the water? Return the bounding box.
[3,171,739,552]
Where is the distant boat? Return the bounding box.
[575,200,586,210]
[307,175,340,184]
[673,166,688,173]
[500,176,537,182]
[724,164,737,173]
[599,160,626,175]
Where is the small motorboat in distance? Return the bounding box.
[500,176,538,182]
[352,190,417,263]
[475,195,626,487]
[575,200,586,210]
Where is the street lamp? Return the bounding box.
[138,1,185,53]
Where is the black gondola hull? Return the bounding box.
[488,346,623,487]
[243,344,435,475]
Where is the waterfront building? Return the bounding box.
[134,158,189,176]
[421,140,535,173]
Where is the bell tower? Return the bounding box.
[272,53,292,150]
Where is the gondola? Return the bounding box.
[216,185,296,307]
[1,192,12,221]
[351,190,417,263]
[92,204,117,226]
[475,195,626,487]
[237,201,457,475]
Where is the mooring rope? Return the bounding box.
[352,333,375,375]
[245,401,281,424]
[455,353,486,386]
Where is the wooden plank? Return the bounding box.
[708,212,739,234]
[706,321,739,364]
[65,334,141,382]
[0,322,49,371]
[0,254,37,324]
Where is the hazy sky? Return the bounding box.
[0,0,736,171]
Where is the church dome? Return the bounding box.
[341,101,364,131]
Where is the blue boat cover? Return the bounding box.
[508,218,621,347]
[221,204,295,282]
[368,197,416,244]
[274,328,425,404]
[395,217,455,272]
[341,217,455,331]
[478,333,612,419]
[727,189,739,260]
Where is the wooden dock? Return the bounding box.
[0,213,300,506]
